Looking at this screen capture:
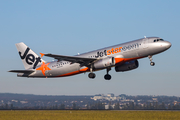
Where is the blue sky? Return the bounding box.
[0,0,179,96]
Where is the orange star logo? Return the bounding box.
[36,62,51,76]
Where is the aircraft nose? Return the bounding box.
[165,41,171,49]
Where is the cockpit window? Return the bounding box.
[154,39,164,42]
[157,39,164,41]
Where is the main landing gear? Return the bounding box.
[88,66,112,80]
[88,72,96,79]
[148,55,155,66]
[88,67,96,79]
[104,67,111,80]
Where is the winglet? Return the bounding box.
[40,53,45,58]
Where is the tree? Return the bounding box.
[108,101,113,110]
[155,102,158,110]
[90,104,95,109]
[147,102,153,110]
[168,104,171,110]
[123,103,128,110]
[72,103,76,109]
[86,104,89,109]
[143,103,146,110]
[114,102,120,110]
[55,104,58,109]
[59,104,65,109]
[129,102,134,110]
[10,104,14,110]
[97,101,105,110]
[5,104,8,109]
[160,102,166,110]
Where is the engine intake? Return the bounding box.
[115,60,139,72]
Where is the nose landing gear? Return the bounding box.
[104,74,111,80]
[104,67,111,80]
[148,55,155,66]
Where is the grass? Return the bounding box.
[0,110,180,120]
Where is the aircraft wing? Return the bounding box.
[44,53,97,65]
[8,70,35,73]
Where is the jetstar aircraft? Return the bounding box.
[9,37,171,80]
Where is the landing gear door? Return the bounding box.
[143,38,148,49]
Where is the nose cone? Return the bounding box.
[165,41,172,49]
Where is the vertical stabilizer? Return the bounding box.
[15,42,46,70]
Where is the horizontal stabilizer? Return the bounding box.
[8,70,35,74]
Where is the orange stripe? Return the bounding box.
[124,57,143,61]
[80,67,90,72]
[56,67,90,77]
[115,57,144,64]
[115,58,124,64]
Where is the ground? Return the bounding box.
[0,110,180,120]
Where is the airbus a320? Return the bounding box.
[9,37,171,80]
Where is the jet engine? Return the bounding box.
[93,57,115,69]
[115,60,139,72]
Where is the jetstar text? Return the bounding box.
[95,43,139,58]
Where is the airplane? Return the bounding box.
[9,37,171,80]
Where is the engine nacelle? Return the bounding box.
[115,60,139,72]
[93,57,115,69]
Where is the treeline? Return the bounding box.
[122,102,180,110]
[1,102,180,110]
